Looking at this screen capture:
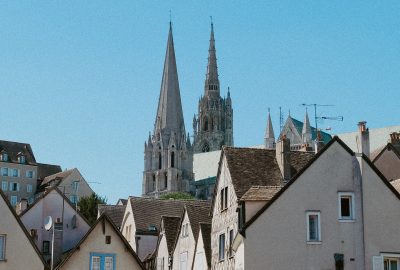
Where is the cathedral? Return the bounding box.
[142,23,233,197]
[192,23,233,153]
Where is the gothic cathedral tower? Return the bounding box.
[193,23,233,153]
[143,23,193,198]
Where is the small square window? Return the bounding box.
[338,192,354,220]
[1,168,8,177]
[306,211,321,242]
[26,170,34,178]
[10,196,18,206]
[42,241,50,254]
[105,235,111,244]
[12,169,19,177]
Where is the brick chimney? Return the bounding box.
[390,132,400,145]
[314,130,325,153]
[16,198,28,215]
[358,121,370,157]
[276,135,291,182]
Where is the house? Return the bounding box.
[371,132,400,181]
[193,223,211,270]
[237,136,400,270]
[0,139,61,206]
[155,216,181,270]
[172,201,211,270]
[40,168,94,206]
[19,187,90,265]
[0,189,48,270]
[55,214,145,270]
[210,143,314,269]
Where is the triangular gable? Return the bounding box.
[0,189,48,269]
[372,143,400,163]
[55,214,145,269]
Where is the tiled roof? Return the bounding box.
[129,197,209,233]
[391,179,400,193]
[240,186,283,201]
[185,201,211,242]
[41,168,75,186]
[37,163,62,180]
[98,204,126,229]
[0,140,36,164]
[161,216,181,255]
[117,199,128,205]
[291,117,332,143]
[199,223,212,268]
[224,147,314,199]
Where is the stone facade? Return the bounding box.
[193,24,233,153]
[143,24,193,197]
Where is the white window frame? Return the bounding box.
[374,253,400,270]
[306,211,321,244]
[26,170,34,178]
[338,192,355,221]
[27,184,33,193]
[1,168,8,177]
[1,181,7,191]
[10,196,17,206]
[219,233,225,261]
[0,235,6,261]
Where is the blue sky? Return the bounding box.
[1,1,399,203]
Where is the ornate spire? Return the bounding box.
[265,108,275,149]
[302,109,312,143]
[204,22,219,97]
[154,23,185,135]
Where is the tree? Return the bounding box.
[159,192,196,200]
[78,193,107,225]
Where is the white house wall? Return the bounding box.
[173,212,195,270]
[193,228,209,270]
[156,234,169,270]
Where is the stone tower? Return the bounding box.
[143,23,193,198]
[193,23,233,153]
[264,109,275,149]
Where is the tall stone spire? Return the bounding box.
[204,22,220,97]
[265,109,275,149]
[302,109,312,144]
[154,23,185,135]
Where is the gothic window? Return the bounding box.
[204,117,209,131]
[164,172,168,190]
[171,152,175,168]
[151,174,156,192]
[158,152,162,170]
[202,142,210,153]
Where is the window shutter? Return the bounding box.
[372,256,383,270]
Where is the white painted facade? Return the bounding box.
[173,212,196,270]
[156,233,169,270]
[193,227,209,270]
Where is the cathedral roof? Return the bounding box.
[154,23,185,135]
[290,117,332,143]
[265,111,275,139]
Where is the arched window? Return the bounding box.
[171,152,175,168]
[158,152,162,170]
[152,174,156,191]
[164,172,168,190]
[202,142,210,153]
[204,117,209,131]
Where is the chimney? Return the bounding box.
[276,135,291,182]
[16,198,28,215]
[390,132,400,145]
[314,130,325,153]
[53,218,64,266]
[357,121,370,157]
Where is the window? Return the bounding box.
[27,184,33,193]
[90,253,115,270]
[171,152,175,168]
[338,192,355,220]
[164,172,168,190]
[10,182,19,192]
[219,234,225,261]
[0,153,8,162]
[1,168,8,176]
[10,196,17,206]
[1,181,7,191]
[384,258,399,270]
[42,241,50,254]
[70,195,78,205]
[181,224,189,238]
[158,152,162,169]
[220,187,228,211]
[26,170,34,178]
[0,235,5,261]
[72,181,79,191]
[18,155,26,164]
[229,229,234,257]
[306,212,321,242]
[12,168,19,177]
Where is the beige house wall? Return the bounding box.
[362,159,400,270]
[121,199,137,251]
[57,168,94,204]
[244,201,266,223]
[211,156,238,269]
[373,150,400,181]
[155,234,169,270]
[173,212,196,270]
[193,229,209,270]
[244,142,365,270]
[57,219,143,270]
[0,162,37,205]
[0,193,45,270]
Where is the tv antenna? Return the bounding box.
[300,103,342,131]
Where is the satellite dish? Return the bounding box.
[44,216,53,231]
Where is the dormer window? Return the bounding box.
[17,155,26,164]
[0,152,8,162]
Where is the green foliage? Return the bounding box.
[78,193,107,225]
[159,192,196,200]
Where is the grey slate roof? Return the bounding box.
[199,223,212,268]
[161,216,181,255]
[98,204,126,229]
[223,147,314,199]
[240,186,283,201]
[37,163,62,180]
[129,197,209,233]
[41,168,75,186]
[185,201,212,242]
[0,140,36,164]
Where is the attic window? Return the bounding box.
[105,236,111,244]
[18,155,26,164]
[148,224,157,232]
[0,153,8,162]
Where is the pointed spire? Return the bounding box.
[204,21,220,97]
[302,109,312,143]
[154,23,185,135]
[265,108,275,149]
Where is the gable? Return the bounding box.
[373,144,400,181]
